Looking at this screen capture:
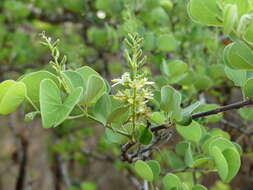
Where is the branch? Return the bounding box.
[191,98,253,119]
[151,98,253,132]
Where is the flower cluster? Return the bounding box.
[112,72,154,120]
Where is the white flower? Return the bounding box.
[111,72,131,87]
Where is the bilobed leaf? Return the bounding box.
[223,4,238,35]
[62,70,85,92]
[210,128,230,140]
[162,59,188,77]
[81,75,106,106]
[93,94,112,125]
[210,146,229,181]
[223,147,241,182]
[224,66,247,87]
[107,106,129,124]
[243,77,253,97]
[147,160,161,180]
[160,85,181,116]
[20,71,58,104]
[225,41,253,70]
[176,121,202,143]
[188,0,222,26]
[134,160,154,182]
[77,66,107,92]
[192,184,208,190]
[0,80,26,114]
[208,136,237,154]
[40,79,83,128]
[163,173,181,190]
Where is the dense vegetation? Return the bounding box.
[0,0,253,190]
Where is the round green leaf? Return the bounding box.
[244,77,253,97]
[176,121,202,143]
[210,146,229,181]
[0,80,26,115]
[188,0,222,26]
[163,173,181,190]
[147,160,161,180]
[134,160,154,182]
[223,147,241,182]
[62,70,85,93]
[81,75,106,106]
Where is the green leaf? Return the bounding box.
[224,66,247,87]
[182,183,190,190]
[81,75,106,106]
[223,0,250,16]
[137,125,153,145]
[193,157,211,167]
[176,141,189,156]
[210,128,230,140]
[224,41,253,70]
[193,75,212,90]
[149,112,166,125]
[105,127,128,144]
[157,34,177,51]
[160,85,181,116]
[239,107,253,120]
[223,4,238,35]
[208,137,237,154]
[244,20,253,43]
[147,160,161,180]
[40,79,83,128]
[20,71,58,105]
[134,160,154,181]
[0,80,26,114]
[188,0,222,26]
[62,70,85,92]
[244,77,253,97]
[162,59,188,77]
[185,143,194,167]
[166,151,186,170]
[107,106,129,124]
[163,173,181,190]
[176,121,202,143]
[223,147,241,182]
[93,94,112,125]
[210,146,229,181]
[192,184,208,190]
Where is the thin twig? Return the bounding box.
[151,98,253,132]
